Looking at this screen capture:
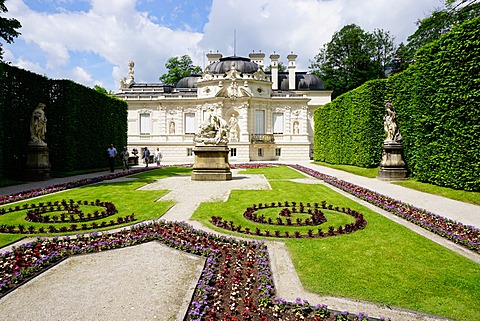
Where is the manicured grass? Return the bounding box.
[313,161,379,178]
[191,166,480,321]
[393,179,480,206]
[0,167,192,247]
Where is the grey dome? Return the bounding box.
[175,75,201,88]
[208,56,258,75]
[279,73,324,90]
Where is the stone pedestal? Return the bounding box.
[377,141,407,180]
[192,145,232,181]
[25,144,51,181]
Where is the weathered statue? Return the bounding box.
[228,114,239,141]
[30,103,47,145]
[383,100,401,142]
[194,111,229,145]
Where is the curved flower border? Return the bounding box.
[211,201,367,238]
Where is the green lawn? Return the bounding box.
[393,179,480,206]
[191,166,480,321]
[0,167,192,246]
[313,161,379,178]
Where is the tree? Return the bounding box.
[265,61,287,73]
[402,0,480,67]
[93,85,113,96]
[370,29,395,78]
[310,24,394,98]
[0,0,22,61]
[159,55,202,85]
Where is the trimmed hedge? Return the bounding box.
[314,79,385,168]
[314,17,480,191]
[0,64,128,178]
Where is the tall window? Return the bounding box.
[230,148,237,157]
[255,110,265,134]
[185,113,196,134]
[140,113,150,135]
[272,113,284,134]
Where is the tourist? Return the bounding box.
[120,146,130,170]
[154,148,163,166]
[106,143,117,173]
[142,147,150,167]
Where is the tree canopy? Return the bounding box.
[309,24,395,98]
[159,55,202,85]
[0,0,22,61]
[399,0,480,71]
[265,61,287,73]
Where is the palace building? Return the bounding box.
[115,51,332,162]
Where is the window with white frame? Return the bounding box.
[230,148,237,157]
[257,148,263,157]
[184,113,196,134]
[140,113,151,135]
[255,110,265,134]
[187,148,193,156]
[272,113,284,134]
[275,148,281,156]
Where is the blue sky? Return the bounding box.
[3,0,444,91]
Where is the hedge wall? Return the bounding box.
[408,17,480,191]
[0,63,128,179]
[314,17,480,191]
[314,79,385,167]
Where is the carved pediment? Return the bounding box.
[253,68,268,81]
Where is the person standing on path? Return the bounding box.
[142,147,150,167]
[154,148,163,166]
[120,146,130,170]
[106,144,118,173]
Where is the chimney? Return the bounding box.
[287,52,297,90]
[269,52,280,90]
[249,51,266,69]
[206,51,222,65]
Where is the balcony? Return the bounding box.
[250,134,275,143]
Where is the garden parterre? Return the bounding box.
[0,163,478,320]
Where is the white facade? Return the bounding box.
[115,52,332,162]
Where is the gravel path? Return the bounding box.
[1,242,204,321]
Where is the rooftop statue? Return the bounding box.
[30,103,47,145]
[194,111,229,145]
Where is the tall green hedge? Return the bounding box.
[314,79,385,167]
[409,17,480,190]
[314,17,480,191]
[0,64,127,178]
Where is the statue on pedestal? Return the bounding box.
[194,111,229,145]
[30,103,47,146]
[26,102,51,180]
[378,100,407,180]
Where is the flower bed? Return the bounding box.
[0,199,135,234]
[0,221,382,320]
[210,201,367,238]
[290,165,480,254]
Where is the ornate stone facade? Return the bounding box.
[115,52,332,162]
